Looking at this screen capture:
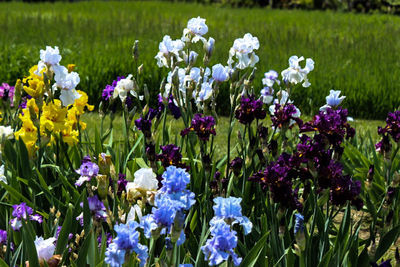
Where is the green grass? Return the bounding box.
[1,1,400,119]
[82,113,384,155]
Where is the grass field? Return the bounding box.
[0,1,400,119]
[82,113,383,156]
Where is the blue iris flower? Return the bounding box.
[211,197,252,235]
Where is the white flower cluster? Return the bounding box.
[0,165,6,184]
[320,90,346,111]
[228,33,260,70]
[281,55,314,87]
[52,65,81,106]
[155,35,185,68]
[155,17,237,109]
[34,236,56,261]
[112,74,139,103]
[35,46,81,106]
[0,126,13,140]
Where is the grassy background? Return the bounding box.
[82,113,384,156]
[1,1,400,119]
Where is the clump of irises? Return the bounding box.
[201,197,252,266]
[376,110,400,155]
[235,94,266,125]
[181,113,216,141]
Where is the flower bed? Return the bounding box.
[0,16,399,267]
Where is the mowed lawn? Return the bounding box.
[0,1,400,119]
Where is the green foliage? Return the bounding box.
[1,1,400,119]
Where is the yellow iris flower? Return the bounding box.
[14,113,38,157]
[67,107,87,131]
[72,90,94,115]
[40,100,68,133]
[61,125,79,146]
[23,78,45,99]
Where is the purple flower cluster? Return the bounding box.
[0,83,15,106]
[376,110,400,154]
[235,95,266,124]
[135,108,159,138]
[19,95,32,110]
[77,195,107,226]
[156,144,188,170]
[181,114,216,141]
[270,103,302,129]
[300,107,355,151]
[250,108,362,211]
[0,230,6,245]
[249,153,303,211]
[10,202,42,231]
[296,134,362,209]
[75,156,99,187]
[102,76,125,101]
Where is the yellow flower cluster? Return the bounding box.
[22,65,46,99]
[14,66,93,157]
[14,99,39,156]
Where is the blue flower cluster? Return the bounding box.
[202,197,253,266]
[105,221,148,267]
[141,166,195,245]
[211,197,253,235]
[202,219,241,266]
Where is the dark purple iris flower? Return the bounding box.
[376,110,400,154]
[379,110,400,142]
[230,157,243,176]
[181,113,216,141]
[156,144,188,170]
[300,107,355,149]
[117,173,128,195]
[270,103,302,129]
[330,175,362,209]
[249,153,303,211]
[168,94,181,119]
[135,108,159,138]
[235,95,266,124]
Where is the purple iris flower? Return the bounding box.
[10,203,42,231]
[156,144,187,170]
[181,114,216,141]
[235,95,266,125]
[102,76,125,101]
[0,230,7,245]
[0,83,15,106]
[75,156,99,187]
